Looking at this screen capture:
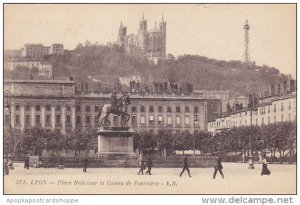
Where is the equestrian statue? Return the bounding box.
[96,90,131,127]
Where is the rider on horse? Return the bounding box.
[111,90,120,113]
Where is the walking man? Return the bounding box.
[137,154,145,175]
[213,156,224,179]
[83,157,89,172]
[179,155,192,177]
[145,155,153,175]
[24,156,30,169]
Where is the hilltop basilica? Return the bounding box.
[117,15,167,64]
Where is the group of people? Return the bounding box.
[136,154,271,178]
[137,154,153,175]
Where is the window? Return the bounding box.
[46,115,51,124]
[149,106,154,113]
[288,101,291,110]
[5,115,9,124]
[25,105,30,111]
[176,107,181,113]
[262,118,264,125]
[66,106,71,112]
[15,105,20,111]
[158,115,163,124]
[66,115,71,124]
[86,115,91,124]
[273,104,276,113]
[76,105,81,112]
[268,106,270,114]
[46,105,51,111]
[131,106,136,113]
[274,116,276,123]
[56,115,61,124]
[140,106,145,112]
[95,106,99,112]
[185,116,190,125]
[76,116,81,124]
[167,107,172,113]
[281,103,284,111]
[15,115,20,124]
[268,116,270,125]
[194,106,199,113]
[167,116,172,125]
[281,115,283,122]
[36,105,40,111]
[56,105,61,111]
[158,106,163,112]
[185,106,190,112]
[140,116,145,124]
[149,115,154,124]
[36,115,40,124]
[25,115,30,124]
[86,106,90,112]
[131,115,137,126]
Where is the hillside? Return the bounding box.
[5,42,285,94]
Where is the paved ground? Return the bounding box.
[4,162,296,194]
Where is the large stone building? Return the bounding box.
[4,79,222,135]
[118,15,166,63]
[7,59,52,78]
[21,43,64,60]
[208,92,296,135]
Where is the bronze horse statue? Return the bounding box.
[96,95,131,127]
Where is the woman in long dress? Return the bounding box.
[261,157,271,176]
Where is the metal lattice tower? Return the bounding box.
[243,20,250,64]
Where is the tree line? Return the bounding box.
[4,121,296,160]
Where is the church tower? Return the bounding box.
[159,14,167,54]
[138,14,148,53]
[118,21,127,48]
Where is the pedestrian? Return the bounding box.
[213,156,224,179]
[145,155,153,175]
[137,154,145,175]
[179,155,192,177]
[83,157,89,172]
[261,156,271,176]
[24,156,30,169]
[4,158,9,176]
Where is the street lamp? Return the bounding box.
[248,94,257,169]
[4,90,12,155]
[193,113,199,155]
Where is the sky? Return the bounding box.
[4,4,296,77]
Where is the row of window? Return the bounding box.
[211,114,293,129]
[12,104,201,114]
[5,114,197,127]
[131,106,198,113]
[14,105,73,112]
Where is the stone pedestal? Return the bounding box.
[97,127,136,156]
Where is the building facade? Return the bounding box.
[21,43,64,60]
[208,92,296,135]
[7,59,52,78]
[49,43,64,55]
[118,15,166,63]
[4,80,222,135]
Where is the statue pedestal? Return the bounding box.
[96,127,136,156]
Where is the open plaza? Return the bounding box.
[4,162,296,194]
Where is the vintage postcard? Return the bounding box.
[3,3,296,195]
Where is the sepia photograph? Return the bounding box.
[2,3,297,195]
